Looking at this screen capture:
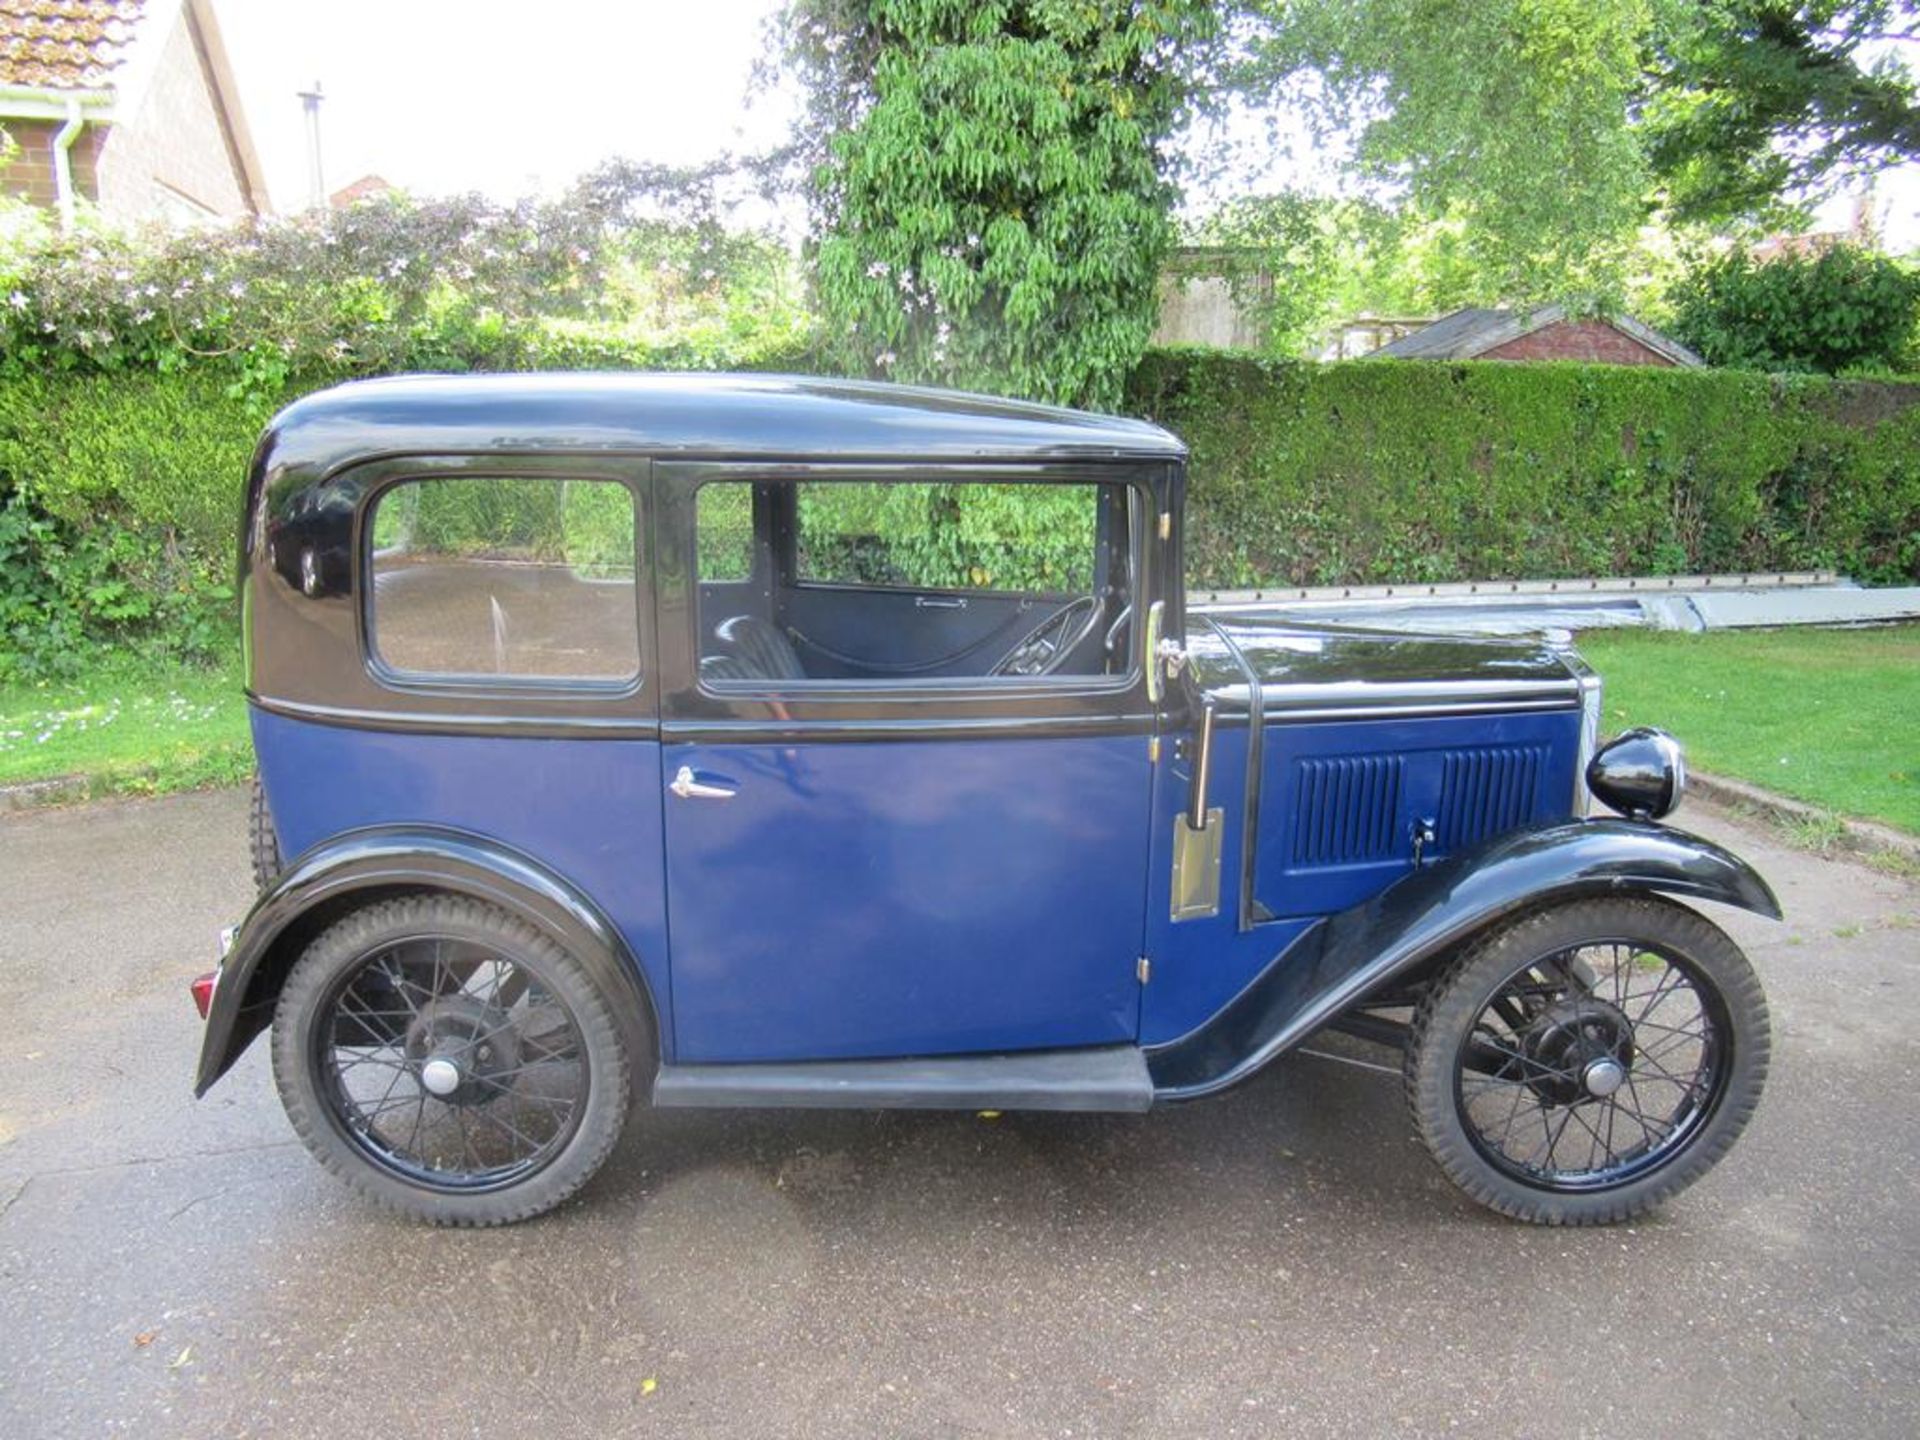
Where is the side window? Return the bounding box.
[696,483,755,582]
[692,477,1131,687]
[796,482,1095,592]
[369,476,639,682]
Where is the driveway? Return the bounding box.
[1,789,1915,1438]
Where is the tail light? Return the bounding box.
[190,971,218,1020]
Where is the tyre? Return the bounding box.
[1405,896,1769,1225]
[271,894,634,1225]
[248,772,282,891]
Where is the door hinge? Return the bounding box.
[1137,956,1152,985]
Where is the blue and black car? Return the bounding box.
[193,372,1776,1227]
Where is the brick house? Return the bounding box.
[1372,305,1704,367]
[1,0,267,226]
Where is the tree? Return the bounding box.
[1177,195,1499,355]
[782,0,1222,408]
[1665,242,1920,370]
[1643,2,1920,225]
[1227,3,1919,308]
[1233,0,1656,309]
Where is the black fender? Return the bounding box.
[194,825,659,1097]
[1146,817,1780,1101]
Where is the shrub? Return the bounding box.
[0,324,816,677]
[0,167,812,391]
[1665,245,1920,375]
[3,349,1917,682]
[1127,350,1920,588]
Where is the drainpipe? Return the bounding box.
[52,94,85,230]
[0,86,112,227]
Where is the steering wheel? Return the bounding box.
[991,596,1103,677]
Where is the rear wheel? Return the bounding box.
[271,894,634,1225]
[248,772,281,891]
[1405,896,1769,1225]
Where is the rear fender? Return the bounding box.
[193,825,657,1097]
[1146,817,1779,1100]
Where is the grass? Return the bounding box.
[3,621,1916,832]
[0,654,251,799]
[1577,623,1920,836]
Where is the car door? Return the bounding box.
[654,461,1164,1063]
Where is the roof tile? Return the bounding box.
[0,1,145,91]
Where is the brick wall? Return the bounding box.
[1482,319,1673,366]
[94,5,253,220]
[2,119,106,208]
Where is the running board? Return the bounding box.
[651,1045,1153,1113]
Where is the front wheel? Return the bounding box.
[1405,896,1769,1225]
[271,894,634,1225]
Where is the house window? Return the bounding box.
[368,476,638,683]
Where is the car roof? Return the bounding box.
[263,372,1188,473]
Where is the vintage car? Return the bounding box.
[192,373,1775,1227]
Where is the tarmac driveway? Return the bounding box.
[1,789,1916,1438]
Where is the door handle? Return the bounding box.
[669,765,736,800]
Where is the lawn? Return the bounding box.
[3,625,1916,832]
[0,655,251,797]
[1577,623,1920,835]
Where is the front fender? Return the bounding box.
[194,825,657,1097]
[1147,817,1779,1100]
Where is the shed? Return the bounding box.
[1372,306,1703,367]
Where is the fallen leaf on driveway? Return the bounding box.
[169,1346,192,1369]
[133,1331,157,1348]
[641,1378,657,1397]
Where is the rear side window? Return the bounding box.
[368,476,638,682]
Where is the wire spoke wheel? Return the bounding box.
[273,895,636,1225]
[1406,897,1769,1225]
[315,938,589,1190]
[1454,941,1727,1191]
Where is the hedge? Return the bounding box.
[3,349,1918,677]
[1127,350,1920,589]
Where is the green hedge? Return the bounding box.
[3,350,1919,678]
[1128,350,1920,589]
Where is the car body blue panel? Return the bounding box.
[661,734,1152,1062]
[1140,709,1581,1047]
[1256,711,1583,918]
[1140,723,1315,1047]
[250,708,675,1054]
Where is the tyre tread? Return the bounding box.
[1404,896,1769,1226]
[270,893,633,1227]
[248,772,282,892]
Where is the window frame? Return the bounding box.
[685,467,1148,703]
[358,463,649,702]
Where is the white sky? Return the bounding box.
[211,0,795,210]
[210,0,1917,250]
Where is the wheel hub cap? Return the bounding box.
[1521,997,1636,1107]
[420,1057,462,1096]
[403,993,520,1107]
[1582,1055,1627,1098]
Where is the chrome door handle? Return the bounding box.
[669,765,736,800]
